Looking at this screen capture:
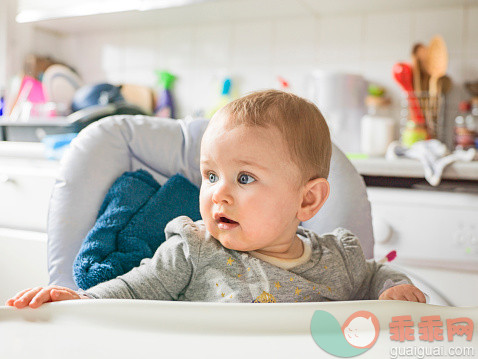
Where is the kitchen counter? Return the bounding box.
[350,157,478,181]
[0,142,56,302]
[357,156,478,306]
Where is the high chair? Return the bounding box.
[5,116,477,359]
[47,115,373,290]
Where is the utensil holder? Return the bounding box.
[400,92,446,143]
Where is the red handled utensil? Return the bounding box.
[393,62,425,125]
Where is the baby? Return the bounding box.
[6,90,425,308]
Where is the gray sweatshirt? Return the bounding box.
[85,216,410,303]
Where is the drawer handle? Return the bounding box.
[372,217,393,244]
[0,174,16,185]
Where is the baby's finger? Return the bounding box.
[378,290,392,300]
[388,291,408,301]
[50,289,79,301]
[61,287,80,297]
[5,288,34,306]
[413,288,427,303]
[386,289,408,301]
[29,287,56,308]
[403,290,419,302]
[14,287,43,308]
[402,287,427,303]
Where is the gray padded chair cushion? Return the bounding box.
[47,115,373,290]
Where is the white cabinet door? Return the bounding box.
[0,157,58,232]
[0,228,49,305]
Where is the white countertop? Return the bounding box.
[0,141,47,158]
[0,142,60,175]
[1,141,477,181]
[350,157,478,181]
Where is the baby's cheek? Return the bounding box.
[245,215,279,242]
[199,190,211,215]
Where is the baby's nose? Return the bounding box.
[212,181,233,204]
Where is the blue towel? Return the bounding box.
[73,170,201,290]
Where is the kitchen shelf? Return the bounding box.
[0,140,50,159]
[351,156,478,181]
[19,0,478,34]
[0,116,70,126]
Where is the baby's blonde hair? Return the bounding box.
[216,89,331,183]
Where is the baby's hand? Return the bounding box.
[5,285,86,309]
[379,284,426,303]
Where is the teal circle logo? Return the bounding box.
[311,310,380,357]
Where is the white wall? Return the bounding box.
[61,5,478,120]
[1,0,65,107]
[0,2,6,90]
[7,3,478,129]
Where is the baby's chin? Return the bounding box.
[213,233,256,252]
[204,220,259,251]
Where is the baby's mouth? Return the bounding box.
[215,215,239,230]
[220,217,238,224]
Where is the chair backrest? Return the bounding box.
[47,115,373,289]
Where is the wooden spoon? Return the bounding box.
[413,43,429,92]
[437,75,452,95]
[432,75,452,140]
[425,35,448,99]
[412,43,425,93]
[424,36,448,139]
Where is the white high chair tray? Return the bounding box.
[1,300,476,358]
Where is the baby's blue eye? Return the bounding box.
[208,172,218,183]
[238,173,255,184]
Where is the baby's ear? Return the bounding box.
[297,178,330,222]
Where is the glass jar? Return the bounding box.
[399,92,445,147]
[360,96,395,156]
[454,100,475,150]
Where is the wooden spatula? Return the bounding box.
[424,35,448,138]
[425,35,448,99]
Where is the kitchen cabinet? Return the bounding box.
[0,228,50,304]
[351,157,478,181]
[367,185,478,306]
[0,158,58,231]
[351,157,478,306]
[15,0,208,23]
[0,142,58,304]
[16,0,477,34]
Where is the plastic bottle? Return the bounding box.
[470,97,478,149]
[207,78,232,118]
[277,76,290,91]
[360,95,395,156]
[154,71,175,119]
[454,101,475,150]
[0,88,5,117]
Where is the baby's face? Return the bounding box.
[199,115,304,254]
